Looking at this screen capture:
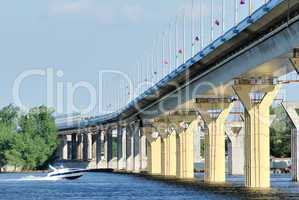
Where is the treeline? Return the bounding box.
[0,105,58,170]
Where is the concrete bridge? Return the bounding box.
[56,0,299,189]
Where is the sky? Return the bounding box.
[0,0,298,117]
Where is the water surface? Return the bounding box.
[0,172,299,200]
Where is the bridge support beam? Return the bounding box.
[161,130,177,177]
[233,80,280,188]
[77,133,83,160]
[83,133,90,161]
[161,133,169,176]
[102,130,108,168]
[107,129,114,169]
[197,98,234,184]
[96,131,102,168]
[87,133,93,160]
[144,127,161,175]
[227,121,245,175]
[132,123,141,173]
[59,135,68,160]
[176,120,195,179]
[140,133,147,171]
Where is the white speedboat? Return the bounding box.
[47,165,85,180]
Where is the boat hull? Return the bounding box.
[48,169,85,180]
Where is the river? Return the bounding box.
[0,172,298,199]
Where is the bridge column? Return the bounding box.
[281,102,299,182]
[92,133,97,160]
[176,120,195,179]
[107,129,114,169]
[133,123,141,173]
[196,98,234,184]
[151,119,177,177]
[144,127,161,175]
[227,121,245,175]
[102,130,108,168]
[77,133,83,160]
[82,133,88,161]
[140,131,147,171]
[95,131,102,168]
[160,129,176,177]
[59,135,68,160]
[126,126,134,172]
[156,123,169,176]
[233,80,280,188]
[160,132,169,176]
[117,126,126,170]
[87,133,93,160]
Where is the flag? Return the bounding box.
[215,20,220,26]
[178,49,183,54]
[164,60,169,65]
[195,36,200,42]
[240,0,246,5]
[154,71,157,75]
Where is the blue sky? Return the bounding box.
[0,0,298,116]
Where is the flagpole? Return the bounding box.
[148,55,151,89]
[211,0,214,42]
[162,32,165,76]
[183,9,186,64]
[249,0,252,16]
[235,0,238,26]
[222,0,225,34]
[175,16,178,68]
[169,24,172,73]
[152,39,156,84]
[140,59,143,95]
[191,0,194,57]
[200,0,203,50]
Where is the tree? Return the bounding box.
[4,106,58,170]
[270,105,292,158]
[0,105,19,167]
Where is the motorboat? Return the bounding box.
[47,165,86,180]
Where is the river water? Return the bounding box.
[0,172,299,200]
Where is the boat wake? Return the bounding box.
[19,175,62,181]
[0,175,62,182]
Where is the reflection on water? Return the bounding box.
[0,172,298,200]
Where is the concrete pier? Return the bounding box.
[226,121,245,175]
[233,81,280,188]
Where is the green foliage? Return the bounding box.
[270,105,292,158]
[0,105,18,167]
[0,105,58,170]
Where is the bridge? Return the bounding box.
[55,0,299,189]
